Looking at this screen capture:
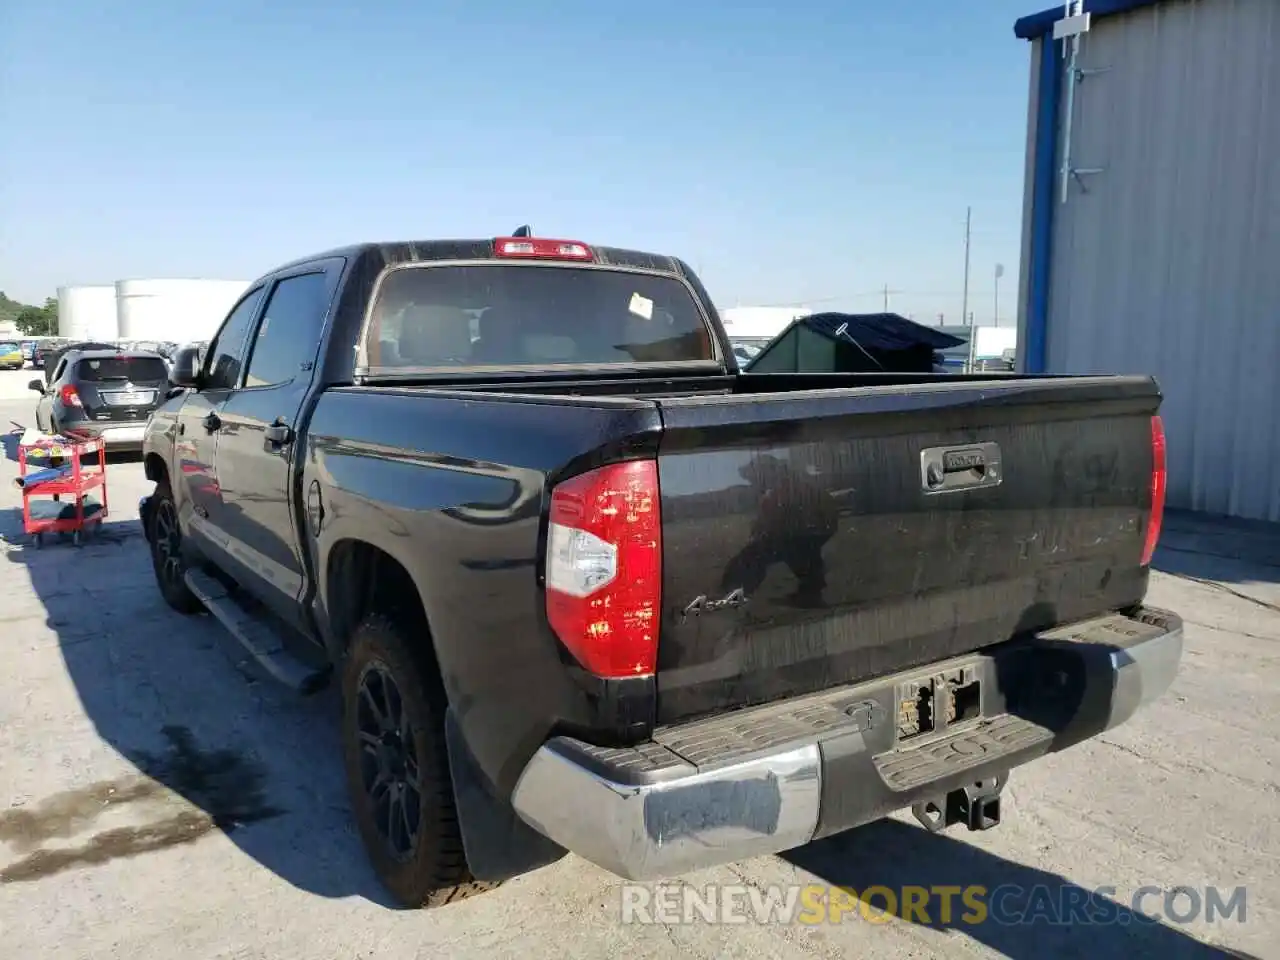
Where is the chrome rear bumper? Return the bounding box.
[511,608,1183,880]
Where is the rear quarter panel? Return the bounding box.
[303,386,663,797]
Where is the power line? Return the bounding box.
[742,290,975,309]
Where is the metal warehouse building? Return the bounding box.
[1013,0,1280,521]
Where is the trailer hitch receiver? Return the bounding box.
[912,774,1008,833]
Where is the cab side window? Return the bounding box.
[243,273,329,389]
[204,287,266,390]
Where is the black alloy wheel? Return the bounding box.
[355,661,423,861]
[147,480,202,613]
[340,614,500,907]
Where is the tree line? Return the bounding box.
[0,292,58,336]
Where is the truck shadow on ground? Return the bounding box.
[0,509,396,906]
[785,820,1256,959]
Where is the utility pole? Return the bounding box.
[880,283,902,313]
[961,206,972,328]
[964,206,977,372]
[994,263,1004,326]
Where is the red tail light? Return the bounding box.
[59,384,83,407]
[545,460,661,678]
[1141,415,1166,566]
[494,237,594,261]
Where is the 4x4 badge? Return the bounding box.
[680,588,748,621]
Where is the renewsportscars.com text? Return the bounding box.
[620,883,1248,927]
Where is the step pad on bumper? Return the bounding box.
[874,714,1052,792]
[567,688,883,781]
[656,698,866,768]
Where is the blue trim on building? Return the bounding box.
[1017,2,1168,370]
[1024,36,1064,373]
[1014,0,1167,40]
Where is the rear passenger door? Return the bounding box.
[211,260,342,631]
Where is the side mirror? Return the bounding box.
[28,379,45,394]
[169,345,202,389]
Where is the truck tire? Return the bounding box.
[146,479,202,614]
[341,614,500,908]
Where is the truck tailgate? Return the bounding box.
[652,375,1162,725]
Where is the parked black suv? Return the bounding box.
[30,349,172,451]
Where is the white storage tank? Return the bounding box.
[116,278,251,343]
[57,285,119,340]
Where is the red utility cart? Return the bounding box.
[17,437,110,547]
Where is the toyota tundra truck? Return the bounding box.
[139,231,1179,908]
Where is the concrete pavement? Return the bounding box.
[0,370,1275,959]
[0,366,41,403]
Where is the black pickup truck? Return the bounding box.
[139,231,1180,908]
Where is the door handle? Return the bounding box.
[264,420,293,446]
[919,442,1003,495]
[203,412,221,433]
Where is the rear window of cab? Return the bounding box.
[75,356,170,382]
[360,263,716,372]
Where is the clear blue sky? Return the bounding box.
[1,0,1041,324]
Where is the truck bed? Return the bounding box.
[318,372,1160,736]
